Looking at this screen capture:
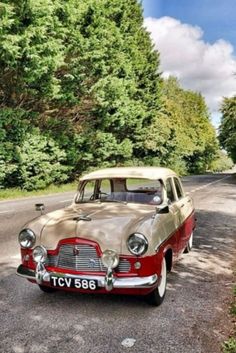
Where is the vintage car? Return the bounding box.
[16,167,195,306]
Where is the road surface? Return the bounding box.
[0,172,235,353]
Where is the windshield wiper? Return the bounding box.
[99,199,127,204]
[76,199,127,204]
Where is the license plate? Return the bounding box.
[50,276,98,290]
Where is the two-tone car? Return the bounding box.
[16,167,195,305]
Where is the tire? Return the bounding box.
[146,258,167,306]
[38,285,57,293]
[184,232,193,253]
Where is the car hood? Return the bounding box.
[28,202,157,255]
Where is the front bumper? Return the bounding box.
[16,264,158,289]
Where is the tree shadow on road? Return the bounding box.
[169,207,236,285]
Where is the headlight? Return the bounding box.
[32,246,47,263]
[127,233,148,256]
[101,249,119,269]
[18,229,36,249]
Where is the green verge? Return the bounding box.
[0,178,161,201]
[0,182,78,201]
[222,286,236,353]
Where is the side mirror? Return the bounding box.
[156,205,169,214]
[35,203,45,215]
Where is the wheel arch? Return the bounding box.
[164,247,173,272]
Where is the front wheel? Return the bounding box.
[146,258,167,306]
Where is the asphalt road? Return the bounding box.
[0,171,236,353]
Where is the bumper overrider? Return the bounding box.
[16,264,158,291]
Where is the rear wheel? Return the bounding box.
[184,232,193,253]
[146,258,167,306]
[38,285,57,293]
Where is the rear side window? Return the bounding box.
[174,178,183,199]
[125,178,163,204]
[166,178,175,203]
[126,179,162,192]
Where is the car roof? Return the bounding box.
[80,167,177,181]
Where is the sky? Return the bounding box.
[142,0,236,126]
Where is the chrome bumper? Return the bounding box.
[16,265,158,289]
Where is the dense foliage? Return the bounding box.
[0,0,224,190]
[219,96,236,162]
[209,150,233,172]
[149,77,219,174]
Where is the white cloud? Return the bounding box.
[144,16,236,118]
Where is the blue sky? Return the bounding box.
[142,0,236,51]
[142,0,236,125]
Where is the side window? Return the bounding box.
[99,179,112,196]
[174,178,184,199]
[166,178,175,203]
[78,180,97,202]
[77,179,112,202]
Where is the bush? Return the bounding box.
[0,108,34,188]
[209,151,234,172]
[0,124,72,190]
[17,130,71,190]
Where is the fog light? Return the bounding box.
[134,261,141,270]
[33,246,47,263]
[101,250,119,269]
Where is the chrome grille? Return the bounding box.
[117,260,131,273]
[46,244,131,273]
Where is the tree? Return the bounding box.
[219,96,236,162]
[0,1,221,189]
[0,0,163,185]
[74,0,162,167]
[148,77,218,174]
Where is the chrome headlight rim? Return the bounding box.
[32,245,47,263]
[127,233,148,256]
[18,228,36,249]
[101,249,119,269]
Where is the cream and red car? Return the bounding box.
[17,167,195,305]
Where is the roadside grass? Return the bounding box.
[223,338,236,353]
[0,182,78,201]
[0,178,159,201]
[222,286,236,353]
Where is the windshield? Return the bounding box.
[75,178,163,205]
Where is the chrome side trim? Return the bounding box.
[16,265,158,289]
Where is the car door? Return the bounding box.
[163,178,182,258]
[172,177,192,252]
